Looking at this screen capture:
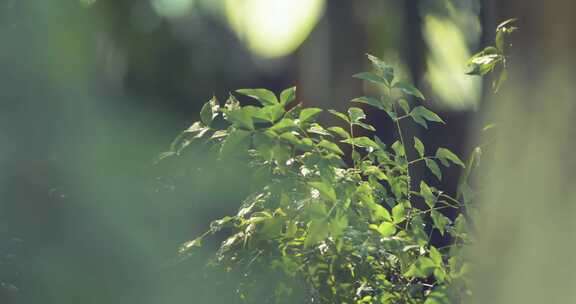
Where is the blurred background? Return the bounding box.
[1,0,574,303]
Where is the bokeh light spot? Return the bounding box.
[225,0,326,59]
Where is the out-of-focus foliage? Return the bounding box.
[422,0,482,110]
[467,19,518,92]
[166,54,476,303]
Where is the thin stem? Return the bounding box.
[408,156,439,166]
[350,121,356,168]
[439,193,463,208]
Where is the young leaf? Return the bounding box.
[425,159,442,181]
[353,72,387,86]
[393,81,425,100]
[200,96,219,126]
[280,86,296,106]
[299,108,323,125]
[436,148,465,167]
[413,137,425,157]
[236,88,279,106]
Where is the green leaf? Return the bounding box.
[200,96,219,126]
[270,118,297,132]
[280,86,296,106]
[304,219,330,248]
[466,47,502,76]
[236,88,279,106]
[364,166,388,180]
[224,94,240,111]
[327,126,350,139]
[393,81,425,100]
[366,53,394,84]
[341,137,381,150]
[368,202,391,221]
[375,222,396,237]
[431,210,451,236]
[309,181,337,202]
[420,181,436,208]
[260,104,285,122]
[424,288,451,304]
[307,124,330,137]
[392,203,405,224]
[329,215,348,238]
[351,96,385,110]
[179,237,203,253]
[355,122,376,132]
[353,72,387,86]
[348,107,366,123]
[328,109,350,123]
[413,137,425,157]
[398,98,411,114]
[410,106,445,126]
[429,246,442,265]
[318,140,344,156]
[220,129,251,157]
[425,159,442,181]
[404,257,436,278]
[436,148,465,167]
[299,108,323,125]
[225,108,254,130]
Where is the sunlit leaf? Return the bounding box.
[318,139,344,155]
[348,107,366,123]
[309,181,337,202]
[236,88,279,105]
[200,96,219,126]
[328,109,350,124]
[299,108,323,125]
[280,86,296,106]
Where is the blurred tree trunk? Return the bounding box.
[474,1,576,303]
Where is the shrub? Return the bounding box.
[164,19,516,304]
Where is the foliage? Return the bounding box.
[164,59,474,303]
[164,21,516,304]
[467,18,518,92]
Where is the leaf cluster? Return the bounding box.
[165,53,479,303]
[466,18,518,92]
